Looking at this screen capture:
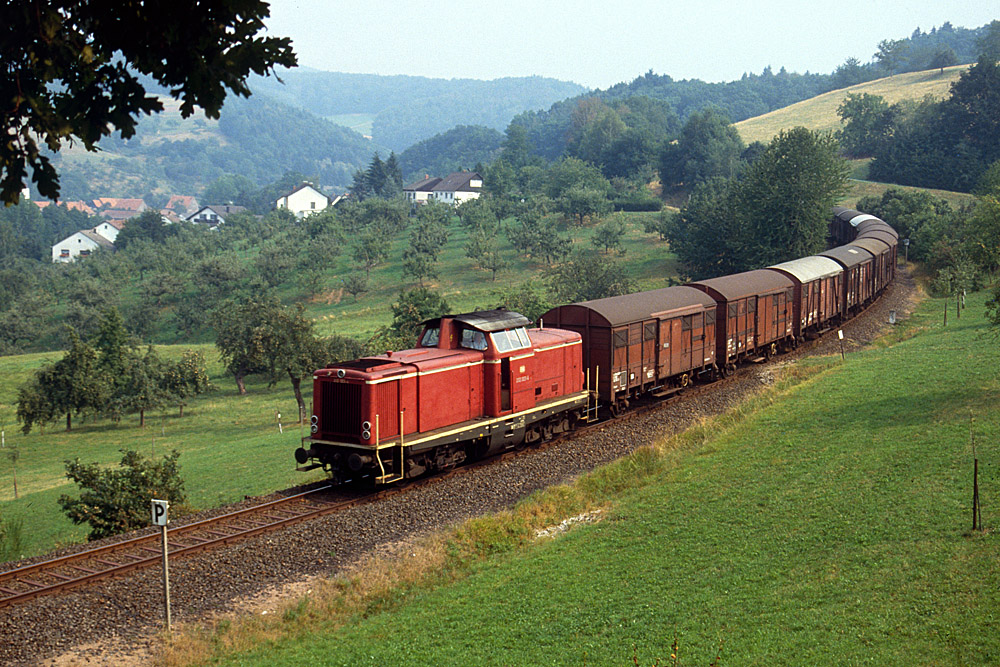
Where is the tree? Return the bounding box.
[837,93,892,157]
[213,297,285,395]
[403,203,450,285]
[659,108,744,187]
[592,213,628,254]
[160,350,211,418]
[930,48,958,73]
[352,225,391,277]
[342,273,370,301]
[58,449,186,541]
[548,251,635,303]
[1,1,296,204]
[490,281,553,323]
[558,185,612,226]
[977,19,1000,65]
[388,288,451,346]
[465,226,508,281]
[108,347,167,427]
[874,39,908,77]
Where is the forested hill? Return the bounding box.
[48,92,379,201]
[248,70,586,151]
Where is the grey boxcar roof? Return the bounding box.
[856,219,898,238]
[553,286,716,327]
[688,269,793,301]
[855,229,898,246]
[767,256,843,283]
[818,245,874,268]
[423,309,530,332]
[848,238,890,256]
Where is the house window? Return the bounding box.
[80,250,90,256]
[311,201,316,209]
[60,249,70,257]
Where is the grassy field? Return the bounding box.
[0,345,328,558]
[840,177,979,210]
[169,288,1000,666]
[735,65,969,145]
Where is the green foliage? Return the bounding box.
[489,281,552,323]
[403,203,451,285]
[350,153,403,201]
[505,204,569,265]
[160,350,211,415]
[668,128,847,278]
[465,225,508,281]
[0,505,25,562]
[58,449,186,541]
[388,288,451,345]
[591,213,628,254]
[659,108,745,187]
[548,250,635,303]
[836,93,892,157]
[874,39,909,76]
[0,0,295,204]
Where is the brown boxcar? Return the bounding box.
[818,245,875,317]
[766,256,843,339]
[687,270,794,369]
[849,238,893,297]
[540,286,717,406]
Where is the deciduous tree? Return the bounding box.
[1,0,296,204]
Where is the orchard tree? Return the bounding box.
[466,226,508,281]
[213,297,285,395]
[1,0,296,204]
[548,251,635,303]
[160,350,211,418]
[592,213,628,254]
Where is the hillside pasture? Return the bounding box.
[736,65,968,145]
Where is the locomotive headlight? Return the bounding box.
[310,414,318,425]
[310,424,318,434]
[337,369,346,378]
[362,421,371,431]
[362,429,371,440]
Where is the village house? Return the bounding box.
[275,183,330,218]
[51,228,115,263]
[404,171,482,206]
[186,204,247,229]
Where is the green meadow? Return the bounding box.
[184,289,999,666]
[0,345,328,559]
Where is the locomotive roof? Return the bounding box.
[688,269,793,301]
[543,286,714,328]
[422,309,531,332]
[818,244,874,268]
[767,256,843,283]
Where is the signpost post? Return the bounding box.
[151,499,171,632]
[838,329,845,361]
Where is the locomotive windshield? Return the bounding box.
[491,327,531,353]
[460,328,488,351]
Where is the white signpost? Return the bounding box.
[151,499,172,632]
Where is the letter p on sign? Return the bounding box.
[151,499,169,526]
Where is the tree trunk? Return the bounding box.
[66,412,72,431]
[140,408,145,428]
[178,404,184,418]
[235,373,247,395]
[290,373,305,422]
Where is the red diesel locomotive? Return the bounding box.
[296,310,590,483]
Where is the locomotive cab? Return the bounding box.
[296,309,587,484]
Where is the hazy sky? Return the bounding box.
[264,1,998,89]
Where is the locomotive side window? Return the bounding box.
[460,328,488,351]
[420,327,440,347]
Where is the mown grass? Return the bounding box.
[0,344,327,559]
[841,178,978,210]
[162,288,999,665]
[735,65,968,145]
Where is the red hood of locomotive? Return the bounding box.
[314,347,484,382]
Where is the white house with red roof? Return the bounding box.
[51,228,115,263]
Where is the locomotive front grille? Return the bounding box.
[319,380,362,438]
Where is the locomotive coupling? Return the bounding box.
[294,447,316,465]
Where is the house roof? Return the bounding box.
[188,204,247,221]
[99,219,125,230]
[278,183,329,202]
[165,195,198,211]
[404,176,442,192]
[80,229,115,248]
[99,209,143,221]
[93,197,146,211]
[431,172,482,193]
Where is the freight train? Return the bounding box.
[295,207,897,484]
